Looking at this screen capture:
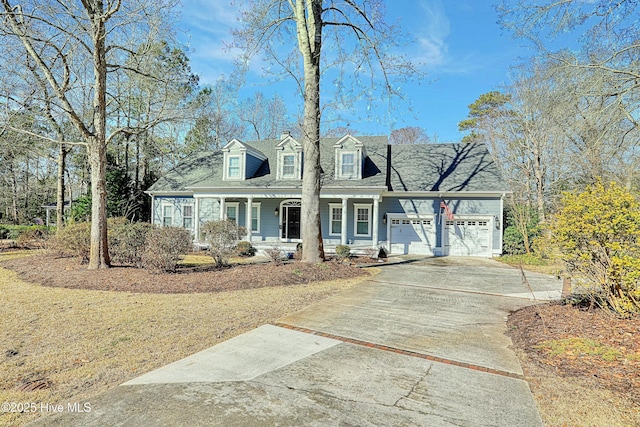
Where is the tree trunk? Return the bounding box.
[9,162,19,224]
[87,2,110,269]
[24,157,29,212]
[296,0,325,262]
[532,141,546,224]
[56,143,68,230]
[87,140,110,269]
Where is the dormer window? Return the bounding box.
[228,156,241,178]
[341,153,356,177]
[282,155,295,178]
[222,139,266,181]
[276,134,303,180]
[334,135,366,180]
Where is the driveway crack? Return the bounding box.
[250,377,435,416]
[393,364,433,407]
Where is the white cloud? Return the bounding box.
[178,1,244,81]
[414,0,451,68]
[411,1,493,75]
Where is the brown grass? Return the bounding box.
[0,252,375,427]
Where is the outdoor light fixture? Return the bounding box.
[382,213,387,224]
[274,208,279,216]
[495,215,500,229]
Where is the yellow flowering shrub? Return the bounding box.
[551,181,640,316]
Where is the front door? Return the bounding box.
[281,202,301,240]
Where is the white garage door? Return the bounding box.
[389,217,436,255]
[444,218,492,257]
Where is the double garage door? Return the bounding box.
[389,216,492,257]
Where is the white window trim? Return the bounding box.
[245,202,261,233]
[353,203,372,237]
[182,204,194,230]
[161,203,174,227]
[281,154,296,179]
[277,149,302,180]
[328,203,343,237]
[225,154,243,180]
[339,151,357,179]
[225,202,240,223]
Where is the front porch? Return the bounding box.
[189,190,387,250]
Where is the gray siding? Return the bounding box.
[245,153,264,179]
[320,199,381,247]
[198,197,218,227]
[153,196,195,231]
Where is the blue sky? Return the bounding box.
[177,1,535,142]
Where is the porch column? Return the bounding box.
[194,197,200,243]
[341,197,348,246]
[219,197,226,220]
[150,195,155,225]
[372,196,380,249]
[245,197,253,242]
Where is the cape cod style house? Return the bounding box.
[146,133,510,257]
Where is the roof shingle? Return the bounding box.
[147,137,508,194]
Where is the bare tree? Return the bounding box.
[184,75,244,154]
[117,43,198,178]
[0,0,179,268]
[465,57,638,244]
[323,126,359,137]
[389,126,430,144]
[238,92,292,140]
[234,0,420,262]
[498,0,640,128]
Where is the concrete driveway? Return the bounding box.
[31,257,562,427]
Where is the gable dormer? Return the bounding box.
[334,134,366,180]
[275,132,303,180]
[222,139,267,181]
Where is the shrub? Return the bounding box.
[293,242,303,260]
[49,222,92,262]
[0,224,50,241]
[335,245,351,261]
[364,247,378,259]
[49,218,142,264]
[235,241,256,257]
[201,220,246,267]
[140,226,192,272]
[550,181,640,317]
[16,226,51,247]
[6,225,24,240]
[265,246,284,264]
[69,195,92,223]
[109,221,154,267]
[502,226,527,255]
[504,203,541,255]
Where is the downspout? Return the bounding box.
[437,192,443,256]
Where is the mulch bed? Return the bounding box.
[0,254,367,294]
[507,302,640,403]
